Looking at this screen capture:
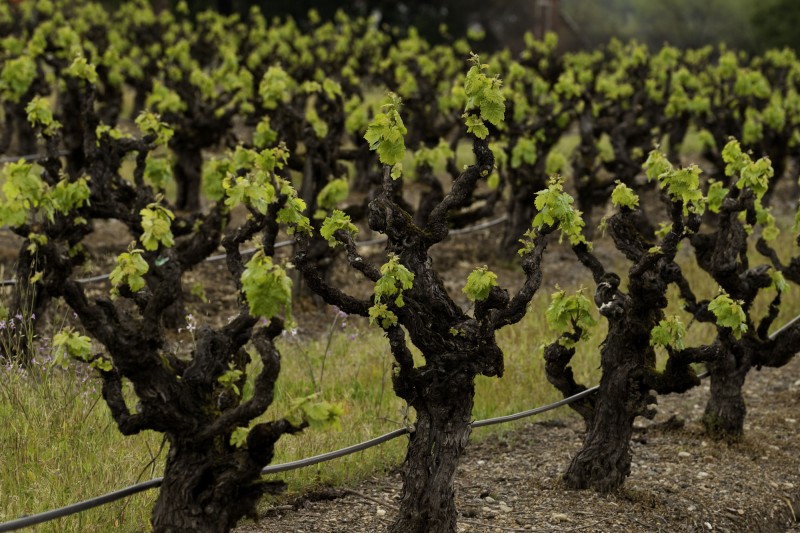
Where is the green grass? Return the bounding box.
[0,279,602,532]
[2,227,799,531]
[0,364,164,532]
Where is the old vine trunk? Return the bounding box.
[390,369,475,533]
[562,350,646,492]
[702,347,748,440]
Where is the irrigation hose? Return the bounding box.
[0,383,591,531]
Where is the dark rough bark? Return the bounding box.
[562,291,657,492]
[688,189,781,440]
[703,346,748,440]
[502,171,539,252]
[389,368,475,533]
[38,138,302,530]
[543,329,595,430]
[150,421,293,533]
[6,105,38,155]
[298,136,551,532]
[57,236,299,532]
[412,163,445,227]
[60,78,89,178]
[174,147,203,212]
[560,205,707,492]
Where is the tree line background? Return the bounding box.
[94,0,800,54]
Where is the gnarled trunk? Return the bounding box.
[151,438,278,533]
[174,148,203,212]
[152,443,231,533]
[703,348,748,440]
[562,363,644,491]
[562,324,653,492]
[390,370,475,533]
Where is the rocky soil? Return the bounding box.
[235,355,800,533]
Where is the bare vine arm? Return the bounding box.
[294,233,372,317]
[425,138,494,244]
[488,228,552,329]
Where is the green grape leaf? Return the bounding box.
[643,149,673,182]
[706,180,729,214]
[146,80,186,114]
[364,93,407,166]
[610,180,639,210]
[545,151,567,176]
[320,210,358,247]
[95,124,130,145]
[64,56,98,84]
[770,270,787,293]
[315,178,349,214]
[223,172,276,214]
[53,327,93,368]
[109,244,149,297]
[529,177,587,248]
[650,316,686,351]
[90,356,113,372]
[662,164,704,214]
[25,96,61,135]
[217,362,243,396]
[462,53,505,128]
[144,157,173,190]
[511,137,537,169]
[368,302,398,329]
[259,65,296,109]
[756,203,779,241]
[412,139,454,171]
[545,286,596,347]
[288,394,344,430]
[305,100,329,138]
[230,427,251,448]
[0,55,37,103]
[276,191,312,236]
[241,249,293,321]
[463,114,489,139]
[462,266,498,302]
[48,176,91,220]
[139,203,175,251]
[708,289,748,339]
[253,116,278,148]
[737,157,773,200]
[721,139,747,177]
[369,254,414,327]
[135,112,174,146]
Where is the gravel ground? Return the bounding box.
[236,356,800,533]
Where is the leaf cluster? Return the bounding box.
[528,177,588,249]
[462,53,505,139]
[546,287,596,347]
[649,315,687,351]
[462,266,498,302]
[240,249,293,321]
[109,245,149,297]
[139,203,175,251]
[369,254,414,328]
[320,209,358,248]
[708,290,748,339]
[364,93,407,170]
